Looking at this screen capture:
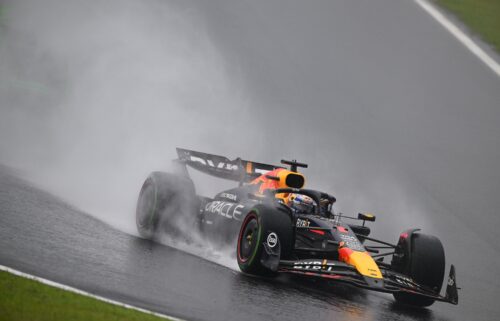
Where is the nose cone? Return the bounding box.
[338,248,383,279]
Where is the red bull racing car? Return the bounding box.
[136,148,459,307]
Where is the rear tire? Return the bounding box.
[392,233,445,307]
[237,206,293,276]
[136,172,196,240]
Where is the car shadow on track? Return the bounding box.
[233,271,443,321]
[128,236,444,321]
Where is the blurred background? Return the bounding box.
[1,0,499,318]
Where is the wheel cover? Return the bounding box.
[238,214,259,263]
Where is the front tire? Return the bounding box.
[392,233,445,307]
[237,205,293,276]
[136,172,196,240]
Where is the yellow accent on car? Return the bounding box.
[273,170,306,201]
[276,170,305,189]
[346,251,383,279]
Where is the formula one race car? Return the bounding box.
[136,148,459,307]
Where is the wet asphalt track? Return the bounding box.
[0,168,490,321]
[0,168,440,320]
[2,0,500,320]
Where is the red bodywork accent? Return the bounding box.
[338,246,353,263]
[250,168,287,194]
[310,229,325,235]
[237,212,258,263]
[337,226,348,233]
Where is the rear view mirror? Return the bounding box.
[358,213,376,222]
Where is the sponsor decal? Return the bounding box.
[294,260,323,266]
[232,205,244,220]
[189,155,272,176]
[190,156,238,171]
[219,192,237,201]
[267,232,278,248]
[338,234,364,251]
[205,201,245,220]
[296,218,310,227]
[293,260,337,272]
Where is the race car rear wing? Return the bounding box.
[176,148,284,183]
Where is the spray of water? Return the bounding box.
[0,0,262,267]
[0,0,470,272]
[1,0,252,221]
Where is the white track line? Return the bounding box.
[0,264,185,321]
[414,0,500,77]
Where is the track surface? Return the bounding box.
[2,0,500,320]
[0,168,461,321]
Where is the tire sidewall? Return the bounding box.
[237,205,293,275]
[393,232,445,307]
[136,171,196,239]
[136,176,159,239]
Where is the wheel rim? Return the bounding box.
[238,213,259,263]
[136,180,157,229]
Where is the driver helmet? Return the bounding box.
[287,194,315,213]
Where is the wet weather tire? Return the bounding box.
[393,233,445,307]
[136,171,196,240]
[237,205,293,276]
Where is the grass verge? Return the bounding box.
[0,270,172,321]
[435,0,500,53]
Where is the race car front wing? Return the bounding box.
[278,259,459,305]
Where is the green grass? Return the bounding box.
[435,0,500,52]
[0,271,172,321]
